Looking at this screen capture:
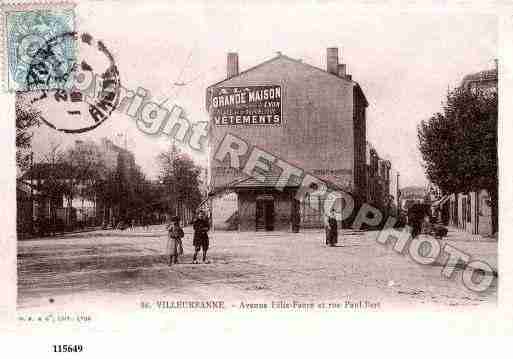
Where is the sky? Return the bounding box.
[29,1,498,188]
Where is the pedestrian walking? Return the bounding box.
[192,211,211,264]
[166,216,184,265]
[407,204,430,238]
[325,209,338,247]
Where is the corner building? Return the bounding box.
[206,48,368,231]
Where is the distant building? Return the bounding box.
[399,186,427,212]
[366,142,379,207]
[96,138,137,225]
[99,138,136,172]
[365,142,398,218]
[389,167,400,216]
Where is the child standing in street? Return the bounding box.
[166,216,184,265]
[192,211,211,264]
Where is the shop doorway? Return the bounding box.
[256,197,275,231]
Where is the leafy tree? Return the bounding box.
[157,145,203,217]
[418,87,498,232]
[28,143,68,235]
[61,141,108,224]
[24,138,160,229]
[15,96,40,172]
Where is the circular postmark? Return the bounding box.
[26,31,76,90]
[25,32,121,134]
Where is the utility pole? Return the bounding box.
[30,151,34,234]
[171,138,177,219]
[396,173,401,212]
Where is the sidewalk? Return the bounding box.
[444,226,497,242]
[347,226,498,276]
[18,226,102,241]
[442,227,498,273]
[20,224,180,241]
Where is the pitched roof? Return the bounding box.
[228,172,348,193]
[207,53,368,106]
[232,173,302,189]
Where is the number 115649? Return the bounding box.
[52,345,83,353]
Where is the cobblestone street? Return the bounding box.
[17,225,498,311]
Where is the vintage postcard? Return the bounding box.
[1,0,512,354]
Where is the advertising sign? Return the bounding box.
[210,85,281,126]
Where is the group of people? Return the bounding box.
[165,211,211,265]
[110,213,167,231]
[166,209,339,263]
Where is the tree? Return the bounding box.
[89,145,157,225]
[24,138,158,230]
[157,145,203,219]
[418,87,498,232]
[61,141,107,225]
[15,96,40,172]
[30,142,68,235]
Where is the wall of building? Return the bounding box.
[273,191,294,231]
[478,189,493,235]
[209,55,355,192]
[237,189,293,231]
[449,194,457,227]
[470,192,477,233]
[353,86,367,203]
[212,192,238,230]
[447,190,493,236]
[238,191,256,231]
[389,168,400,213]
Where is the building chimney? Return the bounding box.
[227,52,239,79]
[327,47,339,75]
[337,64,346,77]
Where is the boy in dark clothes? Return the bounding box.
[192,211,211,264]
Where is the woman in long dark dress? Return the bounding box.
[325,209,338,247]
